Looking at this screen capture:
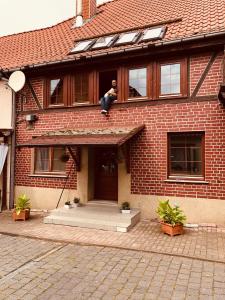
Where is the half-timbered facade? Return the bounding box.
[1,0,225,224]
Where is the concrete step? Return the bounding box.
[44,204,140,232]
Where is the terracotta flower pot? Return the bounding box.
[161,222,184,236]
[12,209,30,221]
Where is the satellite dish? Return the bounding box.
[8,71,26,92]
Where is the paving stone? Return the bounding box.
[0,226,225,299]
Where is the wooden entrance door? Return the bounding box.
[94,147,118,201]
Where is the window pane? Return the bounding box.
[52,147,66,172]
[129,68,147,98]
[171,147,186,161]
[74,72,89,103]
[187,162,202,175]
[169,133,203,177]
[35,148,49,172]
[161,63,181,95]
[50,79,63,105]
[171,162,187,174]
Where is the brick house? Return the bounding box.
[0,0,225,224]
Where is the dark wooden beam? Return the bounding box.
[27,78,43,110]
[218,84,225,106]
[191,52,218,98]
[67,146,81,172]
[223,45,225,82]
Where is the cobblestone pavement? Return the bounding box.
[0,212,225,263]
[0,234,62,279]
[0,235,225,300]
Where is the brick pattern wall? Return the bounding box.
[190,53,223,96]
[189,54,211,95]
[82,0,96,20]
[198,53,223,96]
[15,52,225,199]
[15,148,77,189]
[17,77,44,112]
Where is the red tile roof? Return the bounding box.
[0,0,225,71]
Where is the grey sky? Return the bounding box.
[0,0,106,37]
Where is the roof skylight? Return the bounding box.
[92,35,116,49]
[71,40,94,53]
[141,27,165,41]
[115,32,139,45]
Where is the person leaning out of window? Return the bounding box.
[100,79,117,115]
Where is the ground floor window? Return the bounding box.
[34,147,66,174]
[168,132,205,180]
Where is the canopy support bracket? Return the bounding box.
[67,146,81,172]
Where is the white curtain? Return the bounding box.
[0,144,8,175]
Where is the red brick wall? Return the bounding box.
[82,0,96,20]
[15,52,225,199]
[17,77,44,112]
[190,53,223,96]
[15,147,77,189]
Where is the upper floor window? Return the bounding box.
[129,68,147,98]
[34,147,66,174]
[50,78,64,105]
[73,72,89,103]
[43,58,188,108]
[157,58,187,98]
[168,132,204,180]
[161,63,180,95]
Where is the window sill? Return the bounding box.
[164,179,209,184]
[29,174,68,179]
[127,97,148,101]
[72,102,90,106]
[48,104,65,108]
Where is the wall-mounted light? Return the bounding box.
[25,114,38,130]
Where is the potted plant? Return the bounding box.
[157,200,186,236]
[64,201,71,209]
[12,194,30,221]
[73,197,80,208]
[121,201,131,214]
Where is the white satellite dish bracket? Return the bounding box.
[8,71,26,92]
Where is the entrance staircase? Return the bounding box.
[44,202,140,232]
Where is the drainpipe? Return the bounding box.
[0,74,15,210]
[9,90,16,209]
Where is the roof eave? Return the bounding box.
[3,30,225,73]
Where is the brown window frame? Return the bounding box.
[33,147,67,175]
[43,57,188,108]
[125,64,152,101]
[96,68,119,103]
[71,71,91,105]
[167,132,205,181]
[156,58,188,99]
[44,76,69,108]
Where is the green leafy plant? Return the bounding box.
[156,200,186,226]
[15,194,30,215]
[121,201,130,210]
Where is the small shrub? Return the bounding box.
[121,201,130,210]
[15,194,30,215]
[156,200,186,226]
[73,197,80,204]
